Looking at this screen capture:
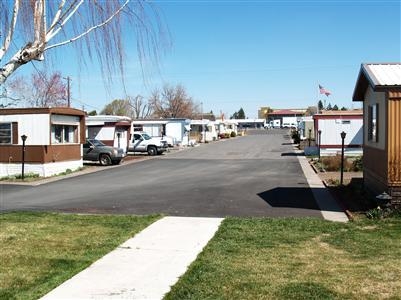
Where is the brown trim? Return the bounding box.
[101,140,114,146]
[313,114,363,120]
[12,122,18,144]
[388,90,401,99]
[0,107,85,117]
[0,144,81,163]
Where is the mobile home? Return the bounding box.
[0,107,85,177]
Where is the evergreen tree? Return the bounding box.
[238,108,245,119]
[318,100,324,112]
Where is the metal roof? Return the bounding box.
[363,63,401,86]
[353,63,401,101]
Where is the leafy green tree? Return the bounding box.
[101,99,132,116]
[326,103,332,110]
[87,110,97,116]
[332,105,339,111]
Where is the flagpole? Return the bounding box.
[317,81,320,114]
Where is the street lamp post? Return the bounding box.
[21,135,27,180]
[340,131,346,185]
[308,128,312,147]
[318,130,322,161]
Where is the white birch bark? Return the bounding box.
[0,0,133,85]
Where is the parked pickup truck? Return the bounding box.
[128,132,168,155]
[83,139,125,166]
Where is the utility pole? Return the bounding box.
[67,76,71,107]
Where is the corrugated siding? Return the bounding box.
[388,99,401,183]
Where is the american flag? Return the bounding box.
[319,84,331,96]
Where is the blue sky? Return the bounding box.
[8,0,401,118]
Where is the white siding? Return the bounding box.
[0,114,50,145]
[319,118,363,146]
[95,127,115,140]
[166,122,184,142]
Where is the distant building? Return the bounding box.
[265,108,306,128]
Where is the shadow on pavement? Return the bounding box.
[258,187,320,210]
[281,152,304,157]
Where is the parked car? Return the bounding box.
[83,139,125,166]
[128,132,168,155]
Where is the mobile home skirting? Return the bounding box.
[0,160,83,178]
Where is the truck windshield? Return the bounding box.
[89,139,106,146]
[142,133,152,140]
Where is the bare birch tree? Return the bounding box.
[0,0,167,85]
[150,84,197,119]
[128,95,153,119]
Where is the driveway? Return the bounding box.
[0,129,322,218]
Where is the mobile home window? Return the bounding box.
[368,104,378,142]
[51,124,78,144]
[0,123,11,144]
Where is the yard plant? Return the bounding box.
[166,217,401,300]
[0,212,160,300]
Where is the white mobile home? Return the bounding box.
[190,119,218,142]
[131,119,191,146]
[86,115,131,153]
[314,110,363,155]
[0,107,86,177]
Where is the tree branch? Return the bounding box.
[0,0,20,61]
[45,0,84,42]
[45,0,130,50]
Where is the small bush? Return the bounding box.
[225,133,230,138]
[321,155,353,172]
[15,173,39,179]
[351,156,363,172]
[230,131,236,138]
[291,130,300,144]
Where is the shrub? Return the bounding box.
[351,156,363,172]
[230,131,236,138]
[225,133,230,139]
[291,130,300,144]
[321,155,353,172]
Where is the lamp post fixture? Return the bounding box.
[21,134,27,180]
[308,128,312,147]
[116,132,121,149]
[340,131,346,185]
[318,130,322,161]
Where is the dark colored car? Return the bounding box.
[83,139,125,166]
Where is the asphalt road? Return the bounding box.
[0,129,322,218]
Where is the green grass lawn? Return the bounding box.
[0,212,161,300]
[165,217,401,300]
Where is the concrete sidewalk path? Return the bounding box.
[297,154,349,222]
[41,216,224,300]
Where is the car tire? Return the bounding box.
[99,154,112,166]
[147,146,157,156]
